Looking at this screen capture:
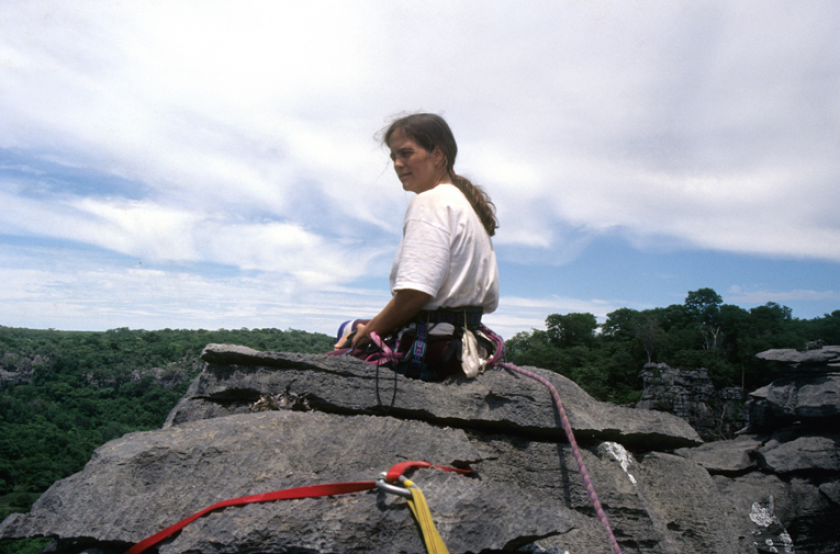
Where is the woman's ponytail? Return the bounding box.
[451,173,498,237]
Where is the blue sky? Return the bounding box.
[1,1,839,339]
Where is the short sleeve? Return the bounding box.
[391,196,452,296]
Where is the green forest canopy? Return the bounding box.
[506,288,840,404]
[0,326,334,524]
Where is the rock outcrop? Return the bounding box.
[637,363,747,441]
[750,345,840,430]
[0,352,47,389]
[724,344,840,554]
[756,345,840,371]
[0,350,196,390]
[169,345,701,449]
[2,344,839,553]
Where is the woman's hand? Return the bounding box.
[334,325,354,350]
[334,322,367,350]
[350,289,431,349]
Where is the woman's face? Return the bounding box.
[388,129,446,194]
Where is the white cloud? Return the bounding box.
[1,0,839,333]
[0,244,392,334]
[0,186,392,285]
[4,1,839,265]
[726,286,840,309]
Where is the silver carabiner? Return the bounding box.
[375,472,412,498]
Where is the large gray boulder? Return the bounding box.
[3,346,840,553]
[758,435,840,474]
[674,435,762,475]
[0,409,733,554]
[168,345,702,450]
[710,472,836,554]
[749,374,840,426]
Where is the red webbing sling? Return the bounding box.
[125,462,470,554]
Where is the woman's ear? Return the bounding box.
[432,146,447,169]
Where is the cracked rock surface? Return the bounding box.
[2,345,839,553]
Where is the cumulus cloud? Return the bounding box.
[0,243,393,333]
[4,1,839,263]
[1,0,838,331]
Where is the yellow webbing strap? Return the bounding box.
[402,478,449,554]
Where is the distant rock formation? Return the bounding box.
[0,351,196,390]
[2,344,839,553]
[739,344,840,553]
[636,363,747,441]
[99,356,199,390]
[0,352,47,389]
[634,346,840,553]
[750,345,840,430]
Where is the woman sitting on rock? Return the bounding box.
[330,113,502,381]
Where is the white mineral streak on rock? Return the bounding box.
[780,532,795,554]
[749,497,776,527]
[601,442,637,485]
[749,496,795,553]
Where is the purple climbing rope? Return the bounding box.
[497,362,623,554]
[369,327,623,554]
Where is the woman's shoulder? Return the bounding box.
[413,183,468,207]
[407,184,467,216]
[406,184,475,232]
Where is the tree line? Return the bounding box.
[505,288,840,404]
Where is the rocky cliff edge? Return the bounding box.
[1,345,838,554]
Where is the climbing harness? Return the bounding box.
[340,306,493,382]
[125,461,468,554]
[404,311,430,378]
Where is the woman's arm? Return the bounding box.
[349,288,431,349]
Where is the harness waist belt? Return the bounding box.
[419,306,483,328]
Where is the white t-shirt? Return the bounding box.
[390,183,499,314]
